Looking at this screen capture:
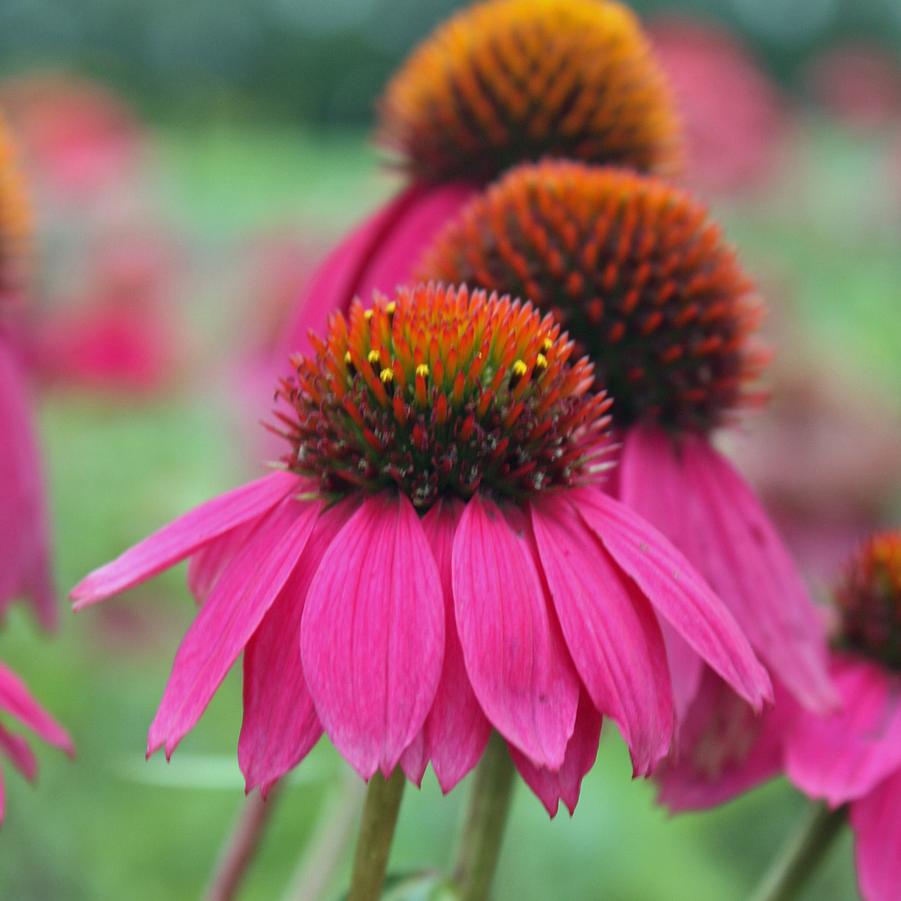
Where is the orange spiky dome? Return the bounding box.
[273,283,612,508]
[0,114,31,299]
[836,532,901,670]
[419,160,766,433]
[379,0,681,183]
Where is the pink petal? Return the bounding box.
[72,470,300,609]
[419,498,490,792]
[187,520,259,605]
[239,499,357,794]
[301,493,444,779]
[281,182,476,358]
[575,486,772,710]
[399,732,428,787]
[0,724,38,781]
[148,498,320,758]
[656,673,797,812]
[851,769,901,901]
[530,494,673,776]
[621,426,835,712]
[0,339,56,629]
[0,663,73,753]
[510,691,602,817]
[452,495,579,770]
[785,657,901,806]
[662,627,705,724]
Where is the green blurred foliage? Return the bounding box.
[1,0,900,125]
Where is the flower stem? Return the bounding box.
[348,767,407,901]
[206,783,282,901]
[453,732,516,901]
[751,803,846,901]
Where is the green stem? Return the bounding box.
[348,768,406,901]
[751,803,846,901]
[453,732,517,901]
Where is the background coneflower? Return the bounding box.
[280,0,683,368]
[658,533,901,901]
[418,159,835,719]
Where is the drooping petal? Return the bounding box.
[621,425,835,712]
[239,499,357,794]
[418,498,490,792]
[662,627,705,725]
[510,691,602,817]
[399,732,428,787]
[0,724,37,781]
[656,673,798,812]
[453,495,579,770]
[574,486,772,710]
[530,494,673,776]
[301,493,444,779]
[850,769,901,901]
[0,663,73,753]
[282,182,476,357]
[72,470,301,609]
[0,339,55,629]
[148,498,321,758]
[187,519,259,605]
[785,658,901,806]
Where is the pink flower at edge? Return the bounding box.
[0,661,74,824]
[71,284,770,817]
[0,336,55,628]
[657,532,901,901]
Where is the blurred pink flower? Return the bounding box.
[0,74,143,196]
[648,16,788,194]
[657,533,901,901]
[0,338,55,628]
[31,236,178,393]
[72,285,769,815]
[0,662,73,823]
[804,42,901,129]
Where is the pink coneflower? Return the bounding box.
[0,662,73,823]
[648,16,788,194]
[31,235,177,394]
[282,0,681,358]
[658,533,901,901]
[0,114,55,628]
[418,160,835,720]
[72,283,769,815]
[0,74,143,197]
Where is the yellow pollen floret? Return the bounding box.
[344,351,352,365]
[416,363,430,379]
[536,353,549,370]
[386,301,397,315]
[542,337,554,352]
[512,360,528,378]
[380,368,395,384]
[367,349,381,365]
[364,309,374,321]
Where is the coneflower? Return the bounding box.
[281,0,682,361]
[72,284,769,816]
[418,159,835,717]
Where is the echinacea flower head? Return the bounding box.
[280,0,683,366]
[0,114,55,628]
[835,532,901,670]
[379,0,682,183]
[657,534,901,901]
[73,283,769,815]
[419,160,765,433]
[419,160,835,716]
[0,662,73,823]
